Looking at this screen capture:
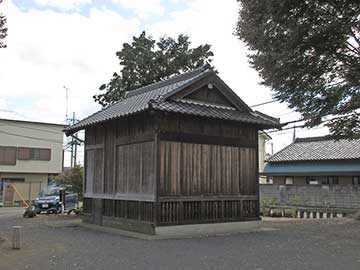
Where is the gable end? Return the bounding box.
[165,73,252,112]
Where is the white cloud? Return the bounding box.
[0,0,329,161]
[145,0,329,152]
[0,1,140,124]
[112,0,165,19]
[34,0,92,11]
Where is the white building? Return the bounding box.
[258,131,271,184]
[0,118,65,205]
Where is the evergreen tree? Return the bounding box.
[236,1,360,138]
[94,31,214,107]
[55,165,84,198]
[0,0,7,48]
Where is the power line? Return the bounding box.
[280,112,337,126]
[269,114,352,134]
[269,125,327,136]
[2,122,64,134]
[267,124,306,134]
[250,100,277,108]
[0,130,64,144]
[0,109,29,119]
[275,111,299,118]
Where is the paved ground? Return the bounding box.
[0,207,359,270]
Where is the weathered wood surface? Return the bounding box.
[82,197,258,226]
[115,141,156,195]
[159,141,257,196]
[84,114,156,196]
[183,85,235,108]
[159,198,258,225]
[83,111,260,228]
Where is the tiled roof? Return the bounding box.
[267,136,360,162]
[151,100,279,128]
[65,66,210,133]
[65,65,280,134]
[263,161,360,175]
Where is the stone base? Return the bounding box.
[79,220,265,240]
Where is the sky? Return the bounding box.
[0,0,329,166]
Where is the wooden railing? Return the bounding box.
[82,197,259,226]
[102,199,155,222]
[158,198,259,225]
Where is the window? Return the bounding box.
[266,176,273,184]
[353,176,360,185]
[285,177,293,185]
[327,176,339,185]
[0,146,17,165]
[18,147,51,161]
[1,178,25,183]
[306,177,319,185]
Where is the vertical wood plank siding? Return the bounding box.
[159,142,257,196]
[84,114,156,198]
[83,112,260,227]
[115,141,155,195]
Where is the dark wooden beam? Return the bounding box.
[115,133,155,146]
[84,192,156,202]
[159,131,257,148]
[159,195,258,202]
[85,143,104,150]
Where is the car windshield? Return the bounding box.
[39,187,59,197]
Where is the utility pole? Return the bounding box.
[70,112,77,167]
[64,86,69,120]
[64,86,82,168]
[292,125,296,142]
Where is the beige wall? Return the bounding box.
[0,172,48,203]
[0,119,64,174]
[258,132,269,173]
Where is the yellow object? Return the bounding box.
[11,183,29,208]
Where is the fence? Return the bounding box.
[260,184,360,210]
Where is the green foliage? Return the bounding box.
[94,31,214,107]
[55,165,84,198]
[260,197,278,216]
[236,1,360,139]
[288,195,302,206]
[0,0,7,48]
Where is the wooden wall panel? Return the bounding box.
[85,150,94,194]
[94,148,104,193]
[183,85,235,108]
[159,141,257,197]
[115,141,155,195]
[84,147,104,195]
[159,114,257,141]
[104,122,116,194]
[85,113,156,198]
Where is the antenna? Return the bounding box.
[64,86,69,121]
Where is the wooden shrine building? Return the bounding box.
[65,65,280,234]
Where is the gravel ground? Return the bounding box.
[0,209,359,270]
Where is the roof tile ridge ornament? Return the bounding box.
[148,96,161,110]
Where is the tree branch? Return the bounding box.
[346,41,360,55]
[350,28,360,47]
